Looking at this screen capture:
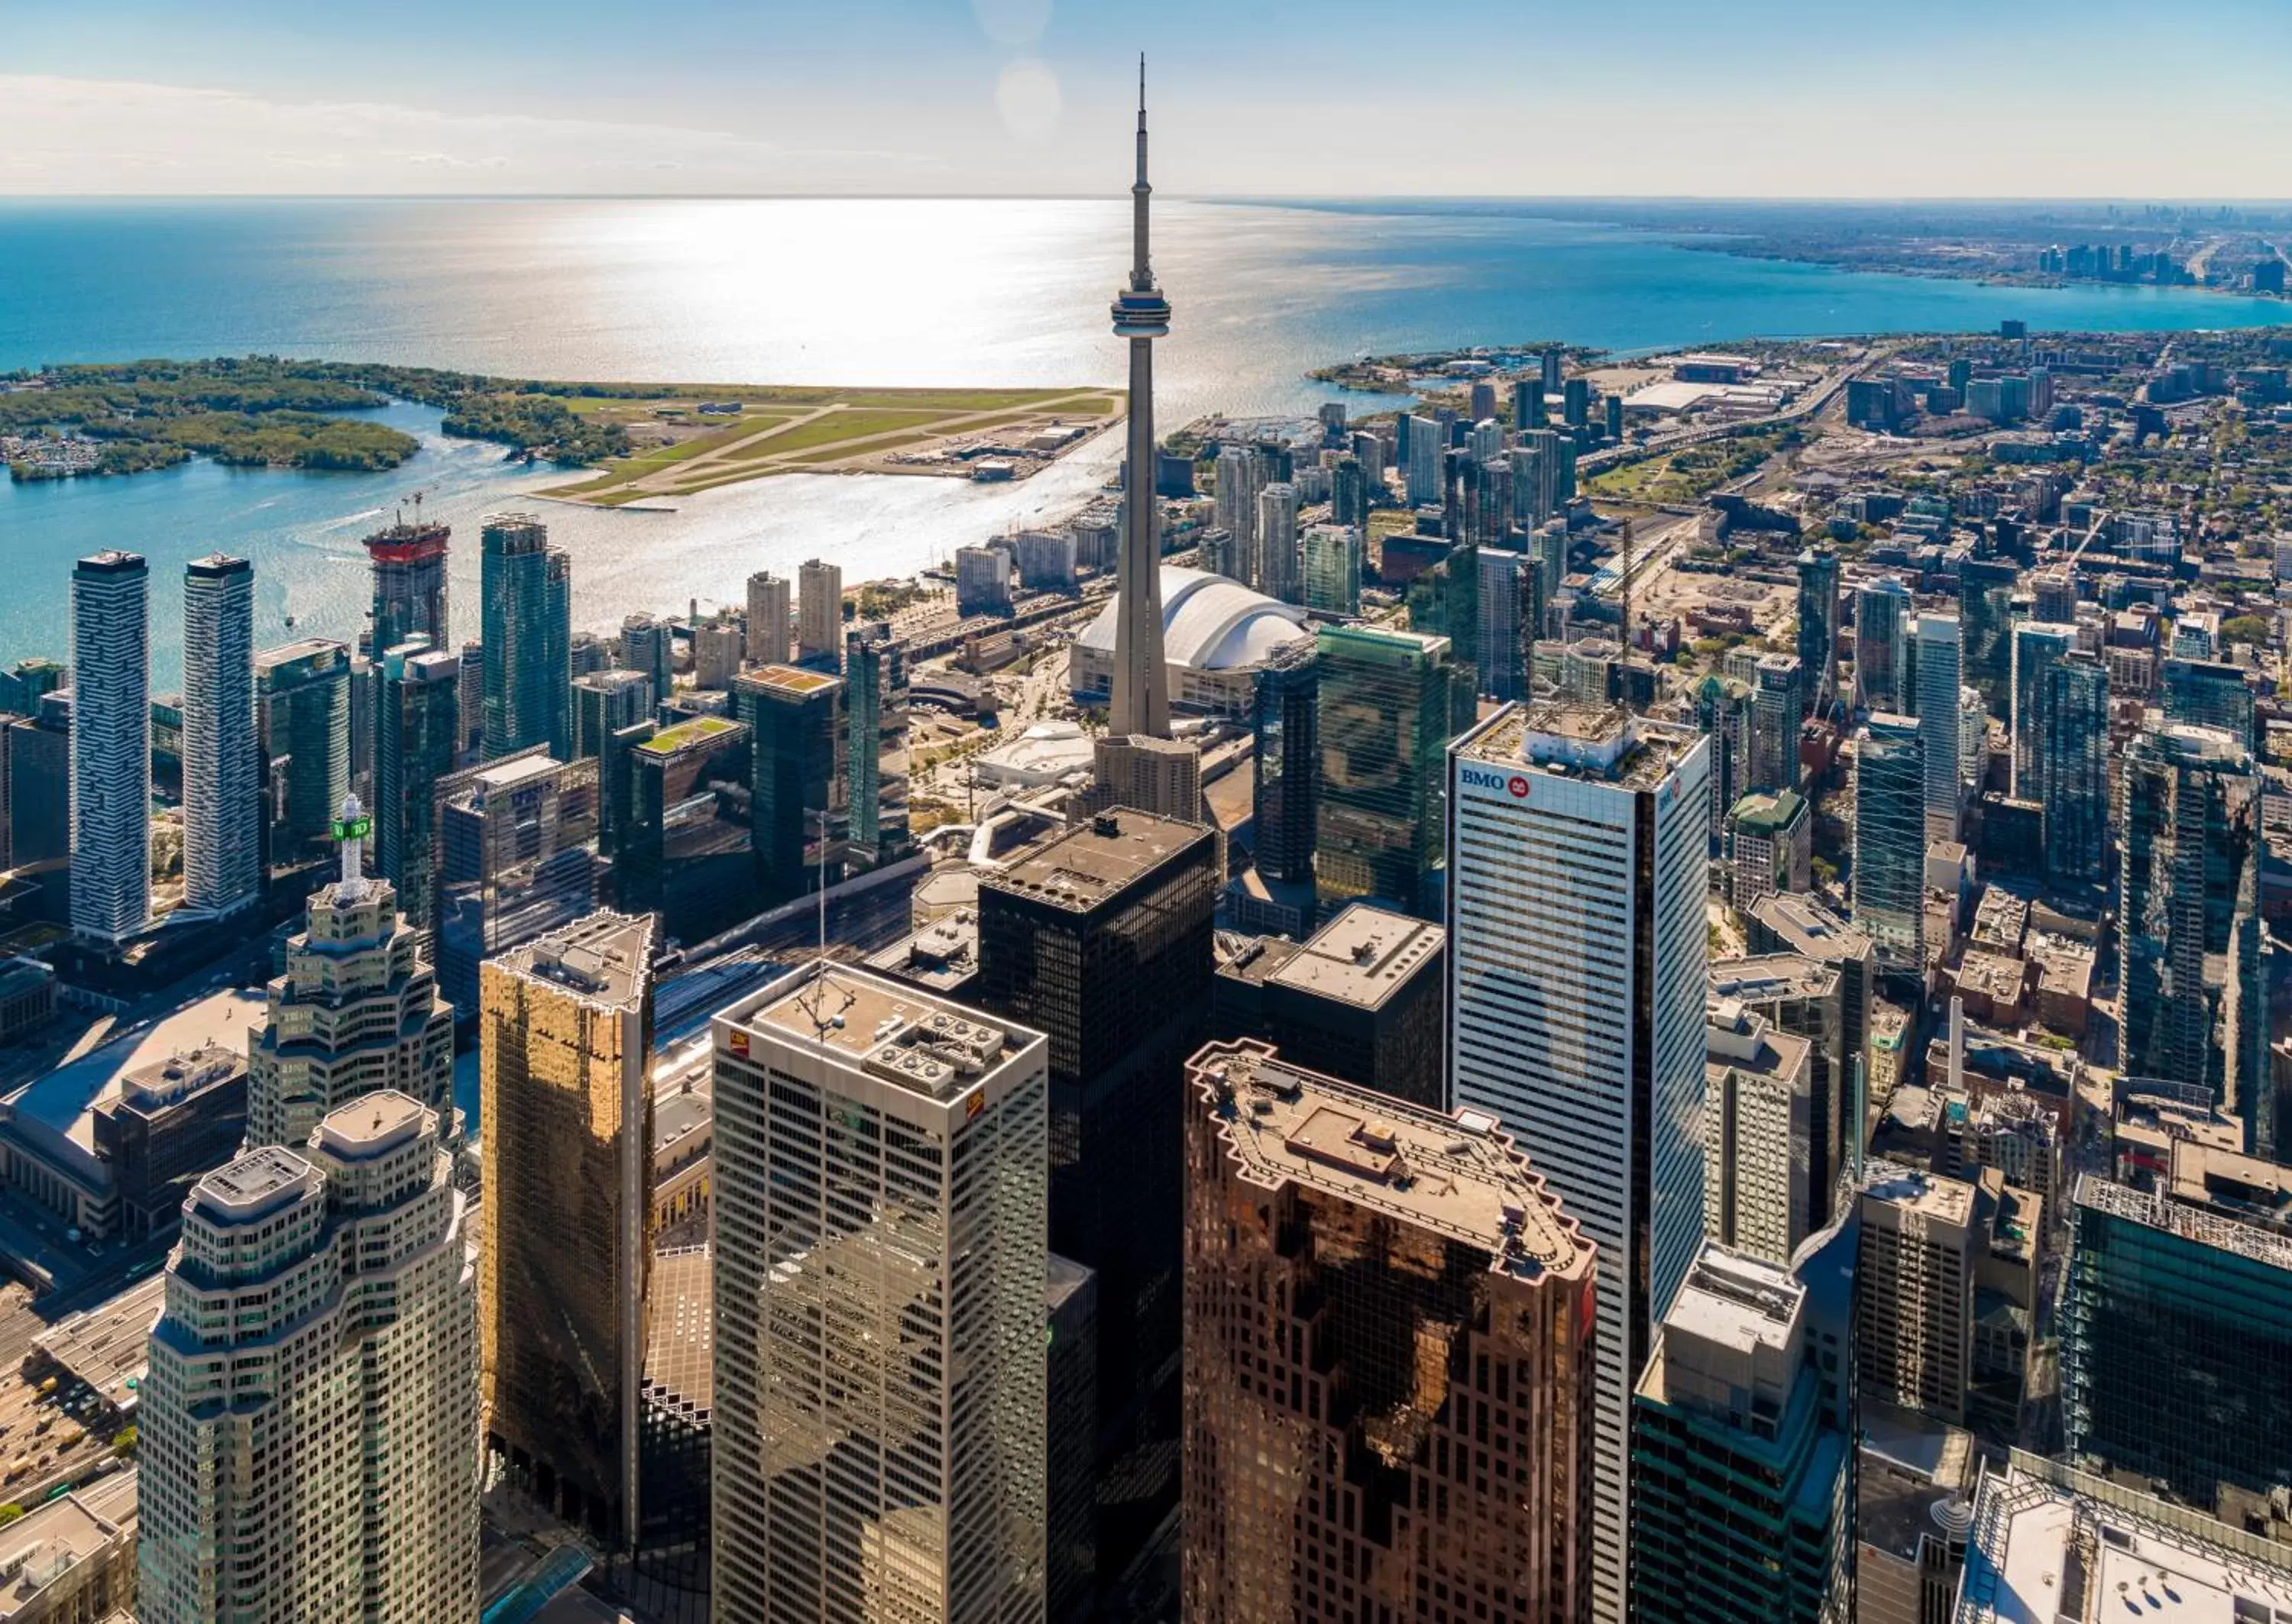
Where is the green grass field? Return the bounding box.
[531,382,1118,503]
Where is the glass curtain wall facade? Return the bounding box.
[1313,625,1452,922]
[479,911,656,1551]
[711,966,1050,1624]
[1853,716,1927,975]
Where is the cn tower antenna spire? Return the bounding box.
[1109,53,1174,739]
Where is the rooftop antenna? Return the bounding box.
[794,807,851,1051]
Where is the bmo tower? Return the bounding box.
[1447,700,1711,1624]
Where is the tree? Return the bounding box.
[0,1506,22,1529]
[111,1425,138,1456]
[2221,613,2271,649]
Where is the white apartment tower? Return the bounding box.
[1254,480,1300,603]
[180,553,261,917]
[746,570,792,666]
[798,557,843,665]
[70,550,152,943]
[138,1092,478,1624]
[245,799,455,1151]
[1449,700,1711,1623]
[711,964,1050,1624]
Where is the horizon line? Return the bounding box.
[6,191,2292,207]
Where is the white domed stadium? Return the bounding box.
[1069,567,1313,717]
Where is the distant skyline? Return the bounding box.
[3,0,2289,198]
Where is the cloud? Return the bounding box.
[0,76,947,194]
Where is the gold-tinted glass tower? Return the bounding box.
[479,908,656,1551]
[1183,1039,1598,1624]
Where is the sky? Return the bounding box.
[2,0,2288,199]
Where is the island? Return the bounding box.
[0,357,1122,501]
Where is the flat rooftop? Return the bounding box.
[744,663,839,697]
[34,1274,165,1415]
[2,989,264,1178]
[313,1090,428,1161]
[1458,702,1697,792]
[497,911,654,1012]
[863,915,980,995]
[0,1464,136,1622]
[193,1144,319,1225]
[1709,953,1838,1004]
[253,637,345,671]
[727,964,1034,1105]
[986,809,1206,914]
[1662,1246,1803,1357]
[1863,1161,1976,1228]
[1749,893,1876,965]
[467,753,562,796]
[1187,1039,1591,1283]
[1266,904,1442,1012]
[1959,1454,2292,1624]
[2074,1170,2292,1270]
[640,715,745,757]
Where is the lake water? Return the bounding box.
[3,196,2285,686]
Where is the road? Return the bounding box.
[1578,345,1879,480]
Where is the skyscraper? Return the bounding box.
[435,750,600,1017]
[480,513,571,760]
[1181,1038,1598,1624]
[1405,413,1441,507]
[1630,1244,1853,1624]
[2062,1152,2292,1512]
[2119,721,2267,1121]
[1476,545,1531,700]
[731,573,786,672]
[1704,1001,1816,1267]
[1853,577,1912,714]
[617,714,756,942]
[571,666,655,762]
[1211,445,1259,583]
[1253,481,1300,603]
[1750,652,1805,793]
[70,550,151,944]
[1957,556,2018,716]
[2008,620,2077,800]
[729,663,845,905]
[1329,454,1369,529]
[711,965,1050,1624]
[1795,548,1839,712]
[794,556,843,668]
[620,611,675,702]
[364,516,451,659]
[1313,624,1452,921]
[481,910,656,1551]
[180,553,260,919]
[2039,652,2109,886]
[1852,714,1926,975]
[257,637,353,863]
[1109,63,1173,740]
[1251,639,1317,888]
[1448,700,1711,1623]
[1299,522,1361,614]
[973,809,1216,1585]
[843,625,905,862]
[138,1092,478,1624]
[375,641,460,933]
[245,801,456,1150]
[1914,613,1963,842]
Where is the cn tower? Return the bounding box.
[1108,56,1172,739]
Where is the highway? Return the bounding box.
[1577,346,1877,480]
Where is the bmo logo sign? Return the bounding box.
[1460,764,1532,801]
